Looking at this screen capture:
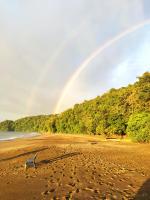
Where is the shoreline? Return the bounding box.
[0,132,141,153]
[0,133,119,153]
[0,131,40,143]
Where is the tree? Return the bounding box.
[0,120,14,131]
[127,112,150,143]
[107,114,126,136]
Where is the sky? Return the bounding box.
[0,0,150,121]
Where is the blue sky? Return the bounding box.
[0,0,150,121]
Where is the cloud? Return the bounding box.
[0,0,149,120]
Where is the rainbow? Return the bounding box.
[54,19,150,113]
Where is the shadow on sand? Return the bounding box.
[134,178,150,200]
[37,152,81,166]
[0,147,48,162]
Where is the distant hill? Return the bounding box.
[0,72,150,142]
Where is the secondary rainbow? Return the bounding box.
[25,20,86,115]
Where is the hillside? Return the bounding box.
[0,72,150,142]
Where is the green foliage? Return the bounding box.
[96,120,108,135]
[0,120,14,131]
[0,72,149,143]
[127,112,150,143]
[13,115,57,133]
[107,114,126,135]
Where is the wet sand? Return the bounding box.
[0,134,150,200]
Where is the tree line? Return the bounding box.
[0,72,149,142]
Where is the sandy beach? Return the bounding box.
[0,134,150,200]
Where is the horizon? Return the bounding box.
[0,0,150,121]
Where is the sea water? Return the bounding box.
[0,131,39,141]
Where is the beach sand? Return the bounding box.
[0,134,150,200]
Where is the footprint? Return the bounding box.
[50,188,55,193]
[68,182,76,187]
[76,188,80,193]
[41,190,50,196]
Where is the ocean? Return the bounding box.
[0,131,39,141]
